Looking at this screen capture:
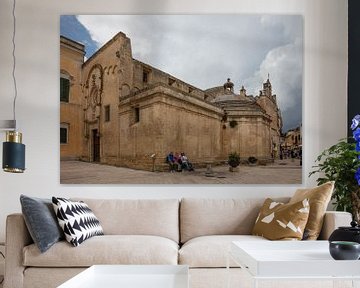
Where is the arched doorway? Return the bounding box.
[92,129,100,162]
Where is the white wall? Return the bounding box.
[0,0,348,242]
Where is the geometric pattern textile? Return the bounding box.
[52,197,104,247]
[252,198,310,240]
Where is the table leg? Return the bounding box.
[252,278,258,288]
[226,251,230,288]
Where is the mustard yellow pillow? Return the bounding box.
[289,181,334,240]
[252,198,310,240]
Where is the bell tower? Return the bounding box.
[262,74,272,97]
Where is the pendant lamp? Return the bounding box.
[1,0,26,173]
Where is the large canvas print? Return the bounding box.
[60,14,303,184]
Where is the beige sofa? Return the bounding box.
[4,198,352,288]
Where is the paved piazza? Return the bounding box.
[61,159,302,184]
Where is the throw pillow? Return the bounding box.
[289,181,334,240]
[52,197,104,247]
[252,198,310,240]
[20,195,64,253]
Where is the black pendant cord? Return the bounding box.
[11,0,17,130]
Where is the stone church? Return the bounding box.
[60,32,282,171]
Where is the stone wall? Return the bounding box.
[256,94,282,158]
[132,59,205,100]
[81,32,133,164]
[118,84,224,170]
[222,112,271,161]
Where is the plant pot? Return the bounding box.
[229,166,239,172]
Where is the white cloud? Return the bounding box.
[244,37,302,110]
[76,14,302,131]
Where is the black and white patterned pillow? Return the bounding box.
[52,197,104,247]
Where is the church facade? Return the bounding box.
[60,32,283,171]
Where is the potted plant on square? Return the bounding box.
[309,115,360,222]
[228,152,240,172]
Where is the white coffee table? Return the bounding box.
[228,241,360,288]
[58,265,189,288]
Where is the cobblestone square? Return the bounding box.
[61,159,302,184]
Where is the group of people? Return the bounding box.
[166,152,194,172]
[280,148,302,160]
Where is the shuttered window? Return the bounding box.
[60,123,69,144]
[60,77,70,102]
[60,128,67,144]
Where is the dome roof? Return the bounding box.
[212,94,235,102]
[212,93,251,103]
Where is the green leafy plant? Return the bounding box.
[310,115,360,222]
[228,152,240,168]
[309,140,360,212]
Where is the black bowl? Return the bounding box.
[329,241,360,260]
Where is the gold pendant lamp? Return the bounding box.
[1,0,26,173]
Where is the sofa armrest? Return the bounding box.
[4,213,33,288]
[318,211,352,240]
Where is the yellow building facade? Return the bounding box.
[60,36,85,160]
[60,32,283,171]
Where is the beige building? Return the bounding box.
[282,124,302,158]
[60,36,85,160]
[60,32,283,171]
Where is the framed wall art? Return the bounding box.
[60,14,303,184]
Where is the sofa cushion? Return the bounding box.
[52,197,104,247]
[180,198,289,243]
[72,198,179,243]
[252,198,310,240]
[179,235,267,268]
[20,195,64,253]
[290,181,334,240]
[23,235,179,267]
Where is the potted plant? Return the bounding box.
[228,152,240,172]
[309,115,360,222]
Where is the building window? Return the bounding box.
[60,123,69,144]
[143,71,148,83]
[104,105,110,122]
[135,107,140,123]
[60,77,70,102]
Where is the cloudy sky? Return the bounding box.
[60,15,303,132]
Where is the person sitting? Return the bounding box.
[180,152,194,171]
[174,152,183,172]
[166,152,176,172]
